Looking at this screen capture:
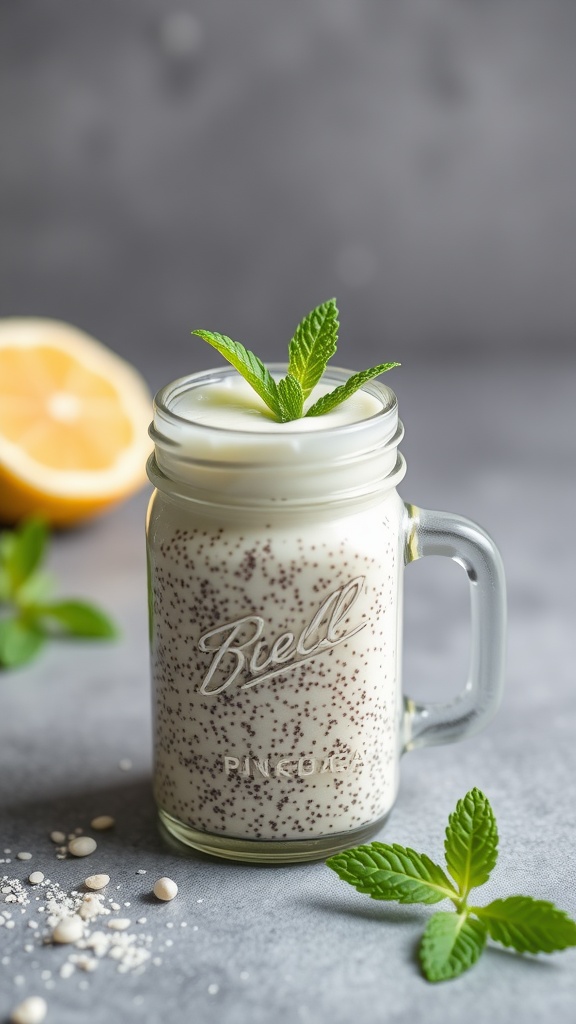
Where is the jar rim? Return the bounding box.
[149,364,403,504]
[152,363,398,442]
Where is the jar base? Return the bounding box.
[157,807,392,864]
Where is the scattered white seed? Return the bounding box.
[49,831,66,844]
[118,759,132,771]
[208,983,219,995]
[110,902,121,911]
[108,919,131,931]
[79,894,104,921]
[137,917,147,925]
[17,852,33,861]
[10,995,48,1024]
[60,963,75,979]
[136,869,146,875]
[84,874,110,891]
[28,872,44,886]
[75,955,98,972]
[153,877,178,902]
[27,921,39,930]
[90,815,115,831]
[52,915,84,944]
[6,920,15,929]
[68,837,97,858]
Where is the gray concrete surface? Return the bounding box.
[1,356,575,1023]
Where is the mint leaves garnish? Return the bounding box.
[0,518,117,669]
[327,788,576,982]
[192,298,399,422]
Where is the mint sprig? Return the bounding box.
[327,788,576,983]
[192,298,399,422]
[0,518,117,669]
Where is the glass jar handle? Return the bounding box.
[402,503,506,752]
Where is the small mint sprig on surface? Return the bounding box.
[192,298,399,423]
[0,518,117,669]
[327,788,576,983]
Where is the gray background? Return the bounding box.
[1,2,576,1023]
[2,0,576,382]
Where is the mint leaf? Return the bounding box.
[0,563,11,602]
[445,788,498,897]
[3,518,48,593]
[305,363,400,418]
[17,571,55,608]
[0,521,118,672]
[287,298,339,400]
[36,600,118,639]
[0,617,46,668]
[474,897,576,954]
[191,329,283,420]
[420,912,487,982]
[277,374,304,421]
[327,843,458,905]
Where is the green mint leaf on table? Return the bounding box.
[326,788,576,983]
[327,844,458,905]
[190,329,284,421]
[473,896,576,954]
[192,298,399,422]
[3,517,48,593]
[444,787,498,899]
[35,600,117,639]
[420,912,487,983]
[0,617,45,668]
[0,518,118,669]
[287,298,339,400]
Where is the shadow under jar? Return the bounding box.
[146,365,506,863]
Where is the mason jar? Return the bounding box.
[146,365,506,863]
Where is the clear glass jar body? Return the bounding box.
[146,366,506,863]
[147,485,405,858]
